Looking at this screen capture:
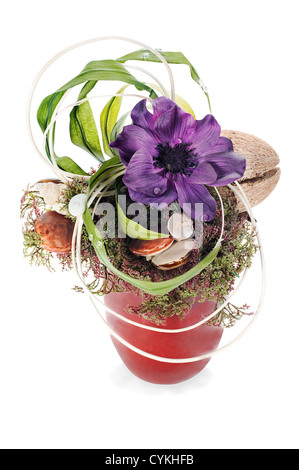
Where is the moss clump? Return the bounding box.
[21,182,258,328]
[20,186,54,270]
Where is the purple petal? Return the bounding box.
[188,162,218,185]
[200,150,246,187]
[110,125,157,166]
[123,149,168,197]
[131,99,156,133]
[130,97,176,133]
[201,136,233,155]
[154,105,195,145]
[128,179,178,207]
[187,114,221,154]
[175,177,217,221]
[152,96,177,120]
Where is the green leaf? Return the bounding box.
[117,49,211,112]
[83,207,221,296]
[37,91,66,133]
[89,156,122,192]
[37,93,65,162]
[77,80,97,100]
[36,96,88,176]
[55,156,89,176]
[37,91,91,173]
[115,178,169,240]
[69,80,104,161]
[70,101,104,162]
[100,85,129,158]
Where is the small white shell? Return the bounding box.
[152,239,196,267]
[35,182,65,209]
[167,212,194,240]
[68,194,88,217]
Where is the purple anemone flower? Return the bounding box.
[110,97,246,221]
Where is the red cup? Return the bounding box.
[105,292,223,384]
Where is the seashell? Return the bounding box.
[167,212,194,240]
[35,180,66,210]
[152,239,195,270]
[129,237,173,257]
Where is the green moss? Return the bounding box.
[20,187,54,270]
[21,182,258,328]
[23,229,54,270]
[58,179,89,219]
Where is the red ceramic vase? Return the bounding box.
[105,292,223,385]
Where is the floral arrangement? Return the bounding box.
[21,38,279,384]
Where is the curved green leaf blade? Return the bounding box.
[56,60,156,96]
[89,156,122,192]
[69,80,104,162]
[83,207,221,296]
[117,49,211,112]
[70,101,104,161]
[37,96,88,176]
[100,85,129,158]
[55,156,89,176]
[115,179,169,240]
[37,91,66,133]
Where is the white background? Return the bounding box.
[1,0,298,450]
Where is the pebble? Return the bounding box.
[68,193,88,217]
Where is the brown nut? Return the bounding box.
[221,130,280,181]
[129,237,173,257]
[220,130,281,210]
[34,210,74,253]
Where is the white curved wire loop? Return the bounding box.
[69,176,265,363]
[26,35,175,178]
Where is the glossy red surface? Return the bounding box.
[105,292,223,384]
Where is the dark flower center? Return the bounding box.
[153,142,198,179]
